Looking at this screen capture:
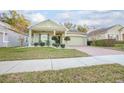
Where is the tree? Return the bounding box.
[52,36,58,43]
[0,11,30,47]
[64,22,76,30]
[77,24,88,33]
[0,10,30,32]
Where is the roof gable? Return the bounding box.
[0,21,26,35]
[30,19,67,32]
[88,25,124,36]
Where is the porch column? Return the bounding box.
[64,28,68,36]
[119,31,121,40]
[28,28,32,47]
[53,30,56,35]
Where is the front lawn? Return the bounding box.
[110,47,124,51]
[0,47,88,61]
[0,64,124,83]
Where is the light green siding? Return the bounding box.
[33,33,39,43]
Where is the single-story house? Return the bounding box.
[88,25,124,41]
[28,19,87,47]
[0,21,28,47]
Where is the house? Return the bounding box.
[0,21,28,47]
[28,19,87,47]
[88,25,124,41]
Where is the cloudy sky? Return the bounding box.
[1,10,124,29]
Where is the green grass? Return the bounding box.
[0,64,124,83]
[0,47,88,61]
[112,47,124,51]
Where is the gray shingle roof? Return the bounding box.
[88,25,124,36]
[0,21,26,35]
[30,19,67,32]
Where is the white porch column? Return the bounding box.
[53,30,56,35]
[28,28,32,47]
[64,28,68,36]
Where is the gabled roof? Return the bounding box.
[0,21,15,31]
[88,25,124,36]
[0,21,26,35]
[30,19,67,32]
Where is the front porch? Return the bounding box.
[28,19,67,47]
[30,30,65,46]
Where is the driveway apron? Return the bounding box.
[73,46,124,56]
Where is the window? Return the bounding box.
[108,34,119,40]
[41,34,48,42]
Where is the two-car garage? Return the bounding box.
[66,32,87,47]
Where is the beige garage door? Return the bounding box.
[67,36,87,47]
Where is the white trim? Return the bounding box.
[53,30,56,35]
[66,34,87,37]
[28,29,32,47]
[2,32,9,47]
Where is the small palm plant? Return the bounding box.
[64,36,70,46]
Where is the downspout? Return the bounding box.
[3,32,8,47]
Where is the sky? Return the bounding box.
[1,10,124,29]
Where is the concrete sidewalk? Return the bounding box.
[0,55,124,75]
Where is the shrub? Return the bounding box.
[46,40,50,46]
[91,39,116,47]
[52,36,57,40]
[39,42,45,46]
[115,41,124,44]
[34,42,39,46]
[52,36,61,45]
[87,41,93,46]
[52,43,60,47]
[52,36,58,43]
[64,36,70,41]
[60,44,65,48]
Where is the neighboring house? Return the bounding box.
[0,21,28,47]
[28,19,87,47]
[88,25,124,41]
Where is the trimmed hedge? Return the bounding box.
[34,42,39,46]
[115,41,124,44]
[39,42,45,46]
[88,39,124,47]
[91,39,116,47]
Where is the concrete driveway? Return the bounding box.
[73,46,124,56]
